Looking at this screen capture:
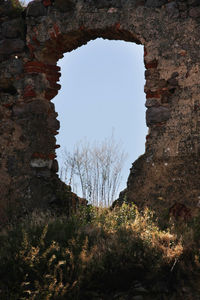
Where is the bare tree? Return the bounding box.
[59,133,127,206]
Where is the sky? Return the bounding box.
[53,39,147,192]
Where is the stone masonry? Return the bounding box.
[0,0,200,223]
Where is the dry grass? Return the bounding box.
[0,204,200,299]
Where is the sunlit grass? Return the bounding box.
[0,204,200,299]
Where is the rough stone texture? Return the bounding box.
[146,106,170,126]
[0,0,200,223]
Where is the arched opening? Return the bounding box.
[2,0,199,226]
[52,38,147,204]
[6,7,154,215]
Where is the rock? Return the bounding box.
[165,2,179,18]
[188,0,199,6]
[2,19,24,38]
[1,58,23,76]
[7,156,18,176]
[171,72,179,78]
[145,98,159,108]
[166,1,177,10]
[47,118,60,131]
[145,0,167,8]
[0,93,17,105]
[167,77,178,87]
[26,1,46,17]
[0,77,13,90]
[11,58,23,74]
[35,169,51,178]
[178,3,187,11]
[54,0,75,12]
[51,159,58,173]
[30,158,53,169]
[189,7,200,18]
[0,39,24,55]
[146,106,170,126]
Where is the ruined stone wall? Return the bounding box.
[0,0,200,223]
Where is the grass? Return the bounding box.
[0,204,200,299]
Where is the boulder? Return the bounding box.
[2,19,24,38]
[146,106,170,126]
[0,39,24,55]
[26,1,46,17]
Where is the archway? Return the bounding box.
[52,38,147,204]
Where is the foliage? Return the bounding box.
[0,205,200,299]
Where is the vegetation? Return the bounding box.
[0,204,200,299]
[60,134,127,207]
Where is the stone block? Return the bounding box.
[54,0,76,11]
[188,0,199,6]
[30,158,53,169]
[145,98,159,108]
[165,2,179,18]
[45,88,58,100]
[0,93,17,106]
[47,118,60,131]
[26,1,46,17]
[146,106,170,126]
[189,7,200,18]
[51,159,58,173]
[145,0,167,7]
[146,90,161,99]
[2,19,25,38]
[23,85,36,99]
[1,58,23,76]
[0,39,24,55]
[35,168,51,178]
[144,59,158,69]
[7,156,19,176]
[178,3,187,11]
[43,0,52,7]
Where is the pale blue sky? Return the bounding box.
[53,39,147,190]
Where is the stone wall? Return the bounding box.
[0,0,200,223]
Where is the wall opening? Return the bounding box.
[52,38,147,204]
